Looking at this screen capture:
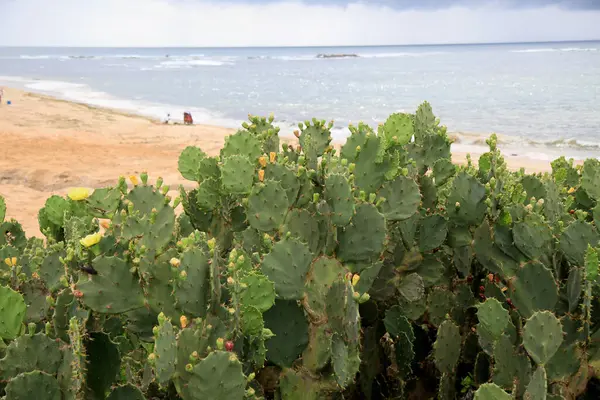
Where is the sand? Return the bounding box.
[0,87,560,237]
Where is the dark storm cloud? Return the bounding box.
[216,0,600,10]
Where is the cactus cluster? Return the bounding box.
[1,103,600,399]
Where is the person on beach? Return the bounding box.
[164,113,171,124]
[0,87,4,105]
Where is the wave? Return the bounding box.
[512,47,598,53]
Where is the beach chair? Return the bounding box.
[183,112,193,125]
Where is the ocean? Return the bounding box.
[1,41,599,160]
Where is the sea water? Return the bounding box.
[0,41,599,160]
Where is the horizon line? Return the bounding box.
[1,39,599,49]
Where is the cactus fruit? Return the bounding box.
[0,285,27,340]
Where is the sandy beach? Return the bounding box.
[0,87,562,237]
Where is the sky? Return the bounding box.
[2,0,600,47]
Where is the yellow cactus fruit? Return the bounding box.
[352,274,360,287]
[269,152,276,163]
[67,187,91,201]
[258,169,265,182]
[180,315,189,328]
[170,257,181,268]
[568,187,576,194]
[129,175,139,186]
[258,156,267,168]
[80,232,102,248]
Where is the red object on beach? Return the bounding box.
[183,112,193,125]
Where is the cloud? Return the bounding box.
[1,0,600,46]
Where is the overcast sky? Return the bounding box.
[2,0,599,47]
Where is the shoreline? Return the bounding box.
[0,86,577,237]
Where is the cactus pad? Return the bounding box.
[77,255,145,314]
[4,371,61,400]
[378,176,421,221]
[0,333,63,380]
[512,214,552,260]
[154,318,177,385]
[239,272,276,312]
[282,208,320,253]
[381,112,414,146]
[476,298,510,340]
[0,285,26,340]
[221,130,262,161]
[474,383,511,400]
[324,173,355,226]
[509,261,558,319]
[581,158,600,200]
[263,300,309,367]
[181,351,245,400]
[178,146,207,181]
[107,384,146,400]
[261,237,312,300]
[559,220,600,266]
[174,248,210,317]
[434,319,461,374]
[523,311,564,365]
[446,172,487,226]
[247,180,290,231]
[524,366,547,400]
[337,203,385,263]
[418,214,448,252]
[222,155,254,195]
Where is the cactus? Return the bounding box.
[260,237,312,300]
[0,285,26,340]
[337,203,386,263]
[0,333,64,380]
[377,175,421,221]
[0,195,6,222]
[4,370,62,400]
[524,366,547,400]
[434,319,461,374]
[522,311,564,365]
[324,173,355,226]
[380,112,414,146]
[76,256,145,313]
[509,261,558,318]
[153,314,177,385]
[178,146,207,181]
[247,180,290,231]
[222,155,254,195]
[107,384,147,400]
[263,300,309,367]
[474,383,512,400]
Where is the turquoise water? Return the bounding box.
[0,41,599,159]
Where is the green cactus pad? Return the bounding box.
[44,195,68,226]
[0,195,5,221]
[303,324,333,372]
[261,237,312,300]
[154,318,177,385]
[264,163,301,205]
[513,214,552,260]
[221,130,262,161]
[523,311,564,365]
[239,272,275,312]
[492,334,532,393]
[181,351,245,400]
[418,214,448,252]
[39,249,66,292]
[77,255,145,314]
[196,178,221,209]
[247,179,290,231]
[474,220,519,278]
[581,158,600,200]
[427,288,456,327]
[348,133,390,194]
[178,146,207,181]
[384,306,415,342]
[298,120,332,159]
[474,383,511,400]
[413,254,445,288]
[4,370,61,400]
[241,305,264,336]
[263,300,309,368]
[377,175,421,221]
[279,369,323,400]
[446,172,487,227]
[126,185,168,216]
[509,261,558,319]
[545,342,581,382]
[524,366,547,400]
[397,272,425,302]
[304,257,346,318]
[432,158,456,187]
[420,133,451,169]
[434,319,461,374]
[107,384,146,400]
[414,101,437,138]
[175,248,210,317]
[381,112,414,146]
[395,331,415,379]
[85,332,121,400]
[476,298,510,340]
[332,333,360,387]
[337,203,385,263]
[559,220,600,266]
[282,208,320,253]
[0,333,63,380]
[0,285,27,340]
[324,173,355,226]
[84,187,121,218]
[221,155,255,195]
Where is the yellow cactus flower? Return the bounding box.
[4,257,17,267]
[258,169,265,182]
[258,156,267,168]
[170,258,181,268]
[180,315,189,328]
[351,274,360,287]
[269,152,276,163]
[32,272,40,280]
[568,187,576,194]
[129,175,139,186]
[80,232,102,248]
[67,187,91,201]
